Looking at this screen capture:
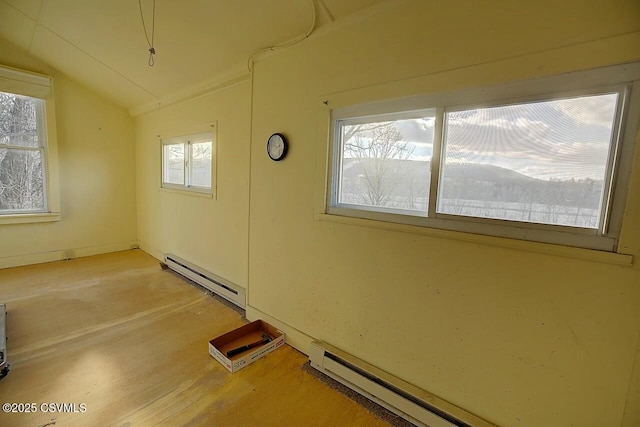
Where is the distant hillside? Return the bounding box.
[441,163,538,184]
[342,159,541,187]
[340,158,603,209]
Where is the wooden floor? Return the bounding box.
[0,250,390,426]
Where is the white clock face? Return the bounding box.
[267,134,287,160]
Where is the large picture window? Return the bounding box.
[327,64,640,251]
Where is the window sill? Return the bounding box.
[0,212,61,225]
[316,213,634,267]
[159,188,215,199]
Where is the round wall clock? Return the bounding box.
[266,133,288,161]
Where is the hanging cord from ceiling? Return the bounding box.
[138,0,157,66]
[247,0,317,72]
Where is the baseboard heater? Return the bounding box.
[164,254,245,309]
[309,341,495,427]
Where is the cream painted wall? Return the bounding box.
[134,80,251,288]
[247,1,640,426]
[3,1,639,426]
[0,39,137,267]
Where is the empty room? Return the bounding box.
[1,1,640,426]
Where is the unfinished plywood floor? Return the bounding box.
[0,250,392,427]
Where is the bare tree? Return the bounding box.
[0,92,44,211]
[343,122,414,207]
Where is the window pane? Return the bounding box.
[190,141,212,188]
[338,114,435,215]
[0,148,45,211]
[438,93,618,228]
[0,92,41,148]
[163,143,184,185]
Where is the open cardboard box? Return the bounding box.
[209,320,285,373]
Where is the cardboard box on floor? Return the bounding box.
[209,320,285,373]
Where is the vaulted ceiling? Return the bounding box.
[0,0,386,114]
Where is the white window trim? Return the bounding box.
[324,62,640,252]
[0,65,60,225]
[160,124,217,197]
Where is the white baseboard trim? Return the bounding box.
[245,304,315,356]
[0,241,139,269]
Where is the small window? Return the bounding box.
[328,65,640,251]
[161,131,214,194]
[0,91,48,214]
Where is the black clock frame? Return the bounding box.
[267,133,288,161]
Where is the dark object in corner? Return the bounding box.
[0,304,8,379]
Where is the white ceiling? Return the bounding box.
[0,0,386,114]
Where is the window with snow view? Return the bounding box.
[328,64,640,251]
[0,91,47,214]
[336,110,435,217]
[438,94,618,229]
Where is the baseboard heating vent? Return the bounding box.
[164,254,245,309]
[309,341,495,427]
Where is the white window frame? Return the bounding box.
[326,63,640,252]
[0,65,60,224]
[161,127,216,196]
